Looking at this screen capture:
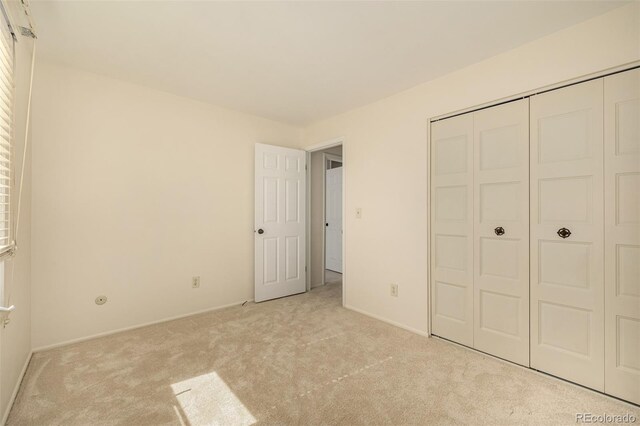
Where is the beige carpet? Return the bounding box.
[325,270,342,284]
[8,282,639,425]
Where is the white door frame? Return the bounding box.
[305,137,346,306]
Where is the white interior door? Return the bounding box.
[431,113,474,347]
[604,69,640,405]
[255,143,306,303]
[473,99,530,366]
[325,165,343,273]
[530,79,605,391]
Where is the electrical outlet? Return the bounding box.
[95,295,107,305]
[390,283,398,297]
[356,208,362,219]
[192,276,201,288]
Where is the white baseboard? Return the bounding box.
[33,298,254,352]
[344,304,429,337]
[1,350,33,426]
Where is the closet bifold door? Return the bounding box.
[430,113,474,347]
[473,99,530,366]
[604,69,640,405]
[530,79,605,391]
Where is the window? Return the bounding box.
[0,17,13,258]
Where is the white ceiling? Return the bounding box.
[31,1,626,125]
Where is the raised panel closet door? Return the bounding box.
[473,99,530,366]
[530,79,605,391]
[604,69,640,405]
[431,113,474,346]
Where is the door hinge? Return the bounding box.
[305,164,308,171]
[305,266,307,272]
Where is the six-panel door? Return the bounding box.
[473,99,530,366]
[254,143,307,303]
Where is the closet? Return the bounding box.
[430,67,639,405]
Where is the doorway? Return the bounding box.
[254,140,344,304]
[307,142,343,294]
[324,154,342,279]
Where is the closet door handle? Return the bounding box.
[557,227,571,239]
[257,229,264,235]
[494,226,505,236]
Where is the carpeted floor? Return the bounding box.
[8,282,639,425]
[325,270,342,284]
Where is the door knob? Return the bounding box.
[557,227,571,239]
[325,223,329,227]
[257,229,264,235]
[494,226,505,236]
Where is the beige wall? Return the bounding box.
[0,1,34,420]
[310,145,342,287]
[26,2,640,352]
[31,61,302,349]
[303,4,640,335]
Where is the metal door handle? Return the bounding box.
[557,227,571,239]
[257,229,264,235]
[494,226,505,236]
[0,305,14,328]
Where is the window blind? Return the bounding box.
[0,18,13,257]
